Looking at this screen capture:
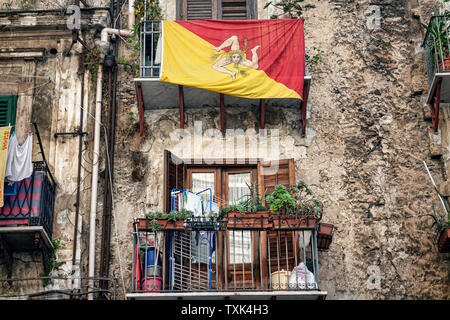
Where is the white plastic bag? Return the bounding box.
[288,262,318,289]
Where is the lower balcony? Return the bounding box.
[127,217,327,300]
[0,160,57,279]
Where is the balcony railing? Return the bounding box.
[0,161,56,239]
[423,15,450,87]
[140,21,162,78]
[131,217,321,296]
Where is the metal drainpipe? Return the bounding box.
[99,0,120,293]
[88,64,103,300]
[88,22,133,299]
[71,69,85,277]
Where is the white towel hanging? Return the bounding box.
[5,133,33,182]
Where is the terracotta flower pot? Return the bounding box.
[438,55,450,72]
[437,226,450,253]
[272,214,318,230]
[227,211,272,229]
[317,223,334,250]
[136,218,185,231]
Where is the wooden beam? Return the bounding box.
[433,78,442,133]
[301,81,310,137]
[220,93,225,136]
[179,85,185,129]
[260,99,265,130]
[260,231,268,289]
[217,231,224,290]
[137,82,145,135]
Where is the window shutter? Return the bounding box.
[187,0,213,19]
[178,0,215,20]
[177,0,256,20]
[163,150,185,213]
[257,158,295,198]
[220,0,248,19]
[0,96,17,129]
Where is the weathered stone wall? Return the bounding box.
[0,0,449,300]
[108,0,450,300]
[0,7,108,297]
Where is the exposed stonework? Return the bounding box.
[110,0,450,300]
[0,0,448,300]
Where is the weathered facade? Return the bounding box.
[0,0,449,300]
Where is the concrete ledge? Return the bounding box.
[126,290,327,300]
[0,226,53,251]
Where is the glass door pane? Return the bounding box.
[191,172,215,201]
[228,172,251,204]
[228,172,252,264]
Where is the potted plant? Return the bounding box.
[225,182,273,229]
[428,205,450,253]
[265,184,310,229]
[421,15,450,72]
[138,209,193,231]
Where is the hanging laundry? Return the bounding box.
[5,133,33,182]
[184,192,202,217]
[203,199,219,217]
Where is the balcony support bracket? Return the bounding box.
[179,85,185,129]
[300,80,310,137]
[34,232,50,276]
[220,93,225,137]
[0,234,13,283]
[432,77,442,133]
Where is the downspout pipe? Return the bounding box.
[88,25,133,300]
[88,64,103,300]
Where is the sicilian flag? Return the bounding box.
[160,19,305,100]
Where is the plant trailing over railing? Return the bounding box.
[421,12,450,70]
[145,209,193,231]
[40,238,65,287]
[290,181,323,219]
[263,182,323,218]
[127,0,163,55]
[263,0,315,19]
[427,204,450,234]
[145,208,193,221]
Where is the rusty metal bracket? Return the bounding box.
[431,77,442,133]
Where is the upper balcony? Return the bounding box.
[422,15,450,132]
[134,20,312,136]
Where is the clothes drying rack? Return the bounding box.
[168,188,219,291]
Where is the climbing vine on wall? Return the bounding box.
[40,238,65,287]
[127,0,163,64]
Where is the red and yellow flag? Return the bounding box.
[161,19,305,100]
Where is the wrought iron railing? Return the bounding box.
[0,161,56,238]
[0,276,118,300]
[140,21,162,78]
[423,15,450,88]
[131,217,321,294]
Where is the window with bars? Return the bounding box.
[176,0,257,20]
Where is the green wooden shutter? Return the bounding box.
[0,96,18,133]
